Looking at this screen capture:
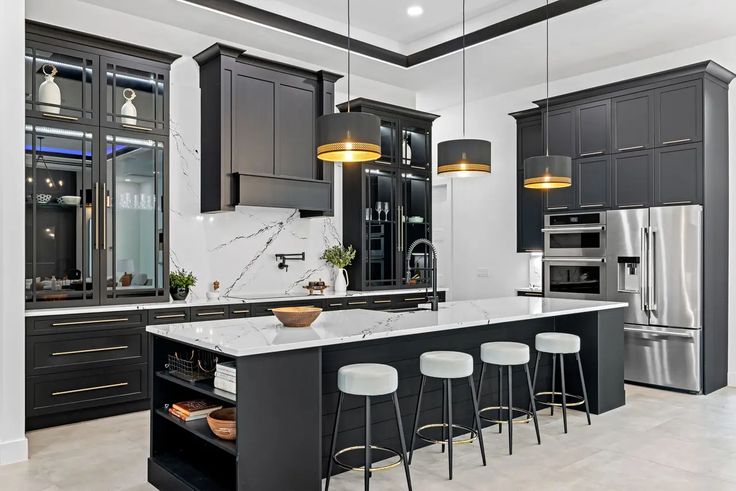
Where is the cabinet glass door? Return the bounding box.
[25,122,98,305]
[25,42,97,123]
[364,167,397,288]
[103,133,166,301]
[376,119,398,166]
[103,57,168,134]
[400,171,431,287]
[401,124,430,171]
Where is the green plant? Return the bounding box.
[321,245,356,269]
[169,268,197,289]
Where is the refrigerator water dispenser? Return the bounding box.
[617,257,640,293]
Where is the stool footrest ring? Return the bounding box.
[333,445,403,472]
[416,423,477,445]
[478,405,533,424]
[535,391,585,407]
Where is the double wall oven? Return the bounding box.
[542,212,607,300]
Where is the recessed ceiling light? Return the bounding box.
[407,5,423,17]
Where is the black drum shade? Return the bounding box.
[437,138,491,176]
[523,154,572,189]
[316,112,381,162]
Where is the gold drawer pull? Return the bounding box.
[42,112,79,121]
[329,303,343,307]
[267,306,314,311]
[122,123,153,132]
[51,345,129,356]
[52,382,129,396]
[231,309,250,314]
[404,297,426,301]
[348,301,368,306]
[196,311,225,316]
[155,313,186,319]
[373,300,392,304]
[51,317,129,327]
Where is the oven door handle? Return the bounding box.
[542,257,606,263]
[541,226,605,233]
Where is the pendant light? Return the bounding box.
[437,0,491,177]
[316,0,380,163]
[523,0,572,189]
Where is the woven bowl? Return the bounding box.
[207,407,236,441]
[271,306,322,328]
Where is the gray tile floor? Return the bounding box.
[3,385,735,490]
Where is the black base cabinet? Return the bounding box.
[512,60,734,394]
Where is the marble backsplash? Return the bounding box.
[168,59,343,300]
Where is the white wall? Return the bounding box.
[420,34,736,385]
[0,0,29,464]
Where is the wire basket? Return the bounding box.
[166,350,219,382]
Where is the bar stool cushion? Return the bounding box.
[535,332,580,354]
[337,363,398,396]
[480,342,530,366]
[420,351,474,379]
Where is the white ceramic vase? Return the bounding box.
[38,65,61,114]
[121,88,137,125]
[334,268,349,295]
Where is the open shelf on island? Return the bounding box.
[155,371,236,404]
[149,453,234,491]
[154,408,236,456]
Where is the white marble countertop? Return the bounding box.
[24,288,448,317]
[146,297,628,357]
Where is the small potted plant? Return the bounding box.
[169,268,197,301]
[321,245,356,295]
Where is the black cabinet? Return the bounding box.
[545,107,575,158]
[194,44,341,214]
[612,91,654,152]
[515,116,544,251]
[654,143,702,206]
[612,150,653,209]
[338,99,438,291]
[576,100,610,157]
[655,80,702,146]
[545,181,576,212]
[575,155,610,209]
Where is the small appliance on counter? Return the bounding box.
[303,279,329,295]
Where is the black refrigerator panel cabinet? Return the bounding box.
[612,150,653,209]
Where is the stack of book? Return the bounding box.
[168,400,222,422]
[214,361,236,394]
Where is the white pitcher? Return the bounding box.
[121,88,137,125]
[334,268,349,295]
[38,64,61,114]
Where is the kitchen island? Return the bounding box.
[146,297,626,491]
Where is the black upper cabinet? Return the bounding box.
[545,108,575,158]
[545,181,576,212]
[194,44,342,214]
[515,116,544,251]
[575,100,610,157]
[654,143,702,206]
[655,80,702,146]
[612,91,654,152]
[575,155,610,209]
[612,150,652,209]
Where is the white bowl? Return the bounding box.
[59,195,81,206]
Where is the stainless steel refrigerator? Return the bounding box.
[606,205,703,392]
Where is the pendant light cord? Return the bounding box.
[545,0,549,156]
[462,0,466,138]
[347,0,351,112]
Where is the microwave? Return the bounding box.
[543,257,607,300]
[542,212,606,258]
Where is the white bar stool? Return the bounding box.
[408,351,486,480]
[531,332,591,433]
[476,341,541,455]
[325,363,412,491]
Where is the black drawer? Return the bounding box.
[252,300,325,317]
[148,308,190,325]
[323,299,347,311]
[28,328,146,375]
[368,296,395,309]
[190,306,229,321]
[27,363,148,417]
[228,304,252,318]
[28,310,146,335]
[343,298,372,309]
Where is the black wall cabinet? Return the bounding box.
[612,150,653,209]
[545,108,575,158]
[612,91,654,152]
[516,117,544,252]
[576,100,610,157]
[655,80,702,147]
[575,155,610,209]
[654,143,702,206]
[194,44,342,215]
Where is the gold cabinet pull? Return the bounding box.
[196,311,225,316]
[328,303,343,307]
[51,317,129,327]
[404,297,426,301]
[122,123,153,132]
[231,309,250,314]
[373,300,392,304]
[52,382,128,396]
[155,313,187,319]
[94,182,100,249]
[348,301,368,306]
[42,112,79,121]
[52,345,129,356]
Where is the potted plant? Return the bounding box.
[169,268,197,301]
[321,245,356,294]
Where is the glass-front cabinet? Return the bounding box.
[339,99,438,291]
[25,24,175,308]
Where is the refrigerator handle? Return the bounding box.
[640,227,648,312]
[648,227,657,311]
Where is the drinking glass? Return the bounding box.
[383,202,390,221]
[375,201,383,221]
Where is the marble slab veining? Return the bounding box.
[146,297,628,357]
